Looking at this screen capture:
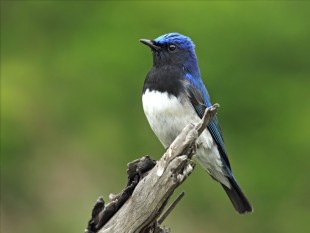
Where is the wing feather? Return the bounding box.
[183,78,231,169]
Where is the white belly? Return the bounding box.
[142,89,229,186]
[142,89,198,147]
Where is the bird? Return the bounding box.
[139,32,253,214]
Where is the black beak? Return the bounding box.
[139,39,160,51]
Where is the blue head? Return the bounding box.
[140,33,200,74]
[154,33,195,52]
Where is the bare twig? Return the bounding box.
[158,191,185,225]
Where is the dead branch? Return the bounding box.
[85,104,219,233]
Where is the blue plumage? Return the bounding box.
[154,32,195,50]
[140,32,252,214]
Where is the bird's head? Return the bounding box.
[140,32,198,68]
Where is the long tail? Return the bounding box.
[221,175,253,214]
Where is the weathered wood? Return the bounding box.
[86,104,219,233]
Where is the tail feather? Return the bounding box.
[221,176,253,214]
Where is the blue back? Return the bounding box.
[155,33,231,169]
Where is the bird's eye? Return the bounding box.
[168,44,176,52]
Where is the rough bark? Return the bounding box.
[85,104,219,233]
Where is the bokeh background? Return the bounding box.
[1,1,310,233]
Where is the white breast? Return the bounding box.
[142,89,229,186]
[142,89,208,146]
[142,89,196,147]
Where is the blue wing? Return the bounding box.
[183,74,231,169]
[183,74,253,213]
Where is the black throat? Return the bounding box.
[142,65,185,97]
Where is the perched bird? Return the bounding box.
[140,32,252,214]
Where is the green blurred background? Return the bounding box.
[1,1,310,233]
